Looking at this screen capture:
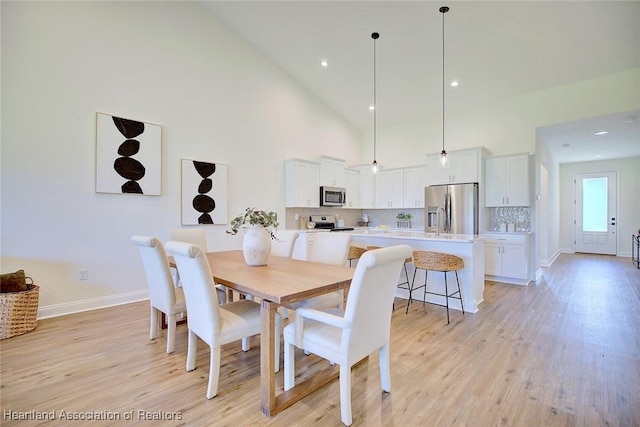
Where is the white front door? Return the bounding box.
[574,172,617,255]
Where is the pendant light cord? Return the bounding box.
[372,32,379,163]
[440,6,448,156]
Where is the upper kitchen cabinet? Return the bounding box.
[484,154,531,207]
[426,147,486,185]
[403,166,427,208]
[358,165,376,209]
[344,168,360,208]
[318,156,345,188]
[375,168,404,208]
[285,159,320,208]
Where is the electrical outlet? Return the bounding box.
[295,214,299,220]
[78,269,88,280]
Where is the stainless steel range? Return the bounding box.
[309,215,354,232]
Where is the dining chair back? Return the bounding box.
[167,228,228,303]
[165,241,281,399]
[309,232,353,266]
[167,228,207,250]
[131,235,186,354]
[271,230,300,258]
[283,244,413,426]
[287,232,353,312]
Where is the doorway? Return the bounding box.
[574,171,617,255]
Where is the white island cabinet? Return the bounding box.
[349,230,486,313]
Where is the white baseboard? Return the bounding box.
[540,250,562,268]
[37,290,149,320]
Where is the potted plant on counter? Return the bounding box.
[396,212,413,229]
[227,207,279,266]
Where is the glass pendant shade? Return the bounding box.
[371,160,379,174]
[440,149,448,166]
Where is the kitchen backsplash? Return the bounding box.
[285,208,425,230]
[486,206,531,232]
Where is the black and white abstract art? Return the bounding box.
[181,159,228,225]
[95,112,161,195]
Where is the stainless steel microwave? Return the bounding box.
[320,186,346,207]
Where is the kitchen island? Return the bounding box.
[349,229,486,313]
[289,228,486,313]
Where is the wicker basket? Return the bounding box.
[0,284,39,339]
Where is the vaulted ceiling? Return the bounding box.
[202,1,640,163]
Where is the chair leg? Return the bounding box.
[284,339,295,391]
[242,337,251,351]
[150,307,159,340]
[206,345,221,399]
[379,343,391,392]
[423,270,428,307]
[166,313,177,353]
[186,330,198,371]
[339,364,353,426]
[456,270,465,315]
[444,272,450,325]
[406,268,419,314]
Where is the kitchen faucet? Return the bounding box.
[436,206,445,237]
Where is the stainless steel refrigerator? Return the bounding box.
[425,183,479,235]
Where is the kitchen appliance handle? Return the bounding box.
[445,192,451,232]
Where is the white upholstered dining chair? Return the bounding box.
[165,241,281,399]
[131,235,186,354]
[270,230,300,258]
[167,228,228,303]
[286,232,352,312]
[283,244,413,426]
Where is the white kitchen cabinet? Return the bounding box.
[483,233,531,285]
[426,148,481,185]
[318,156,345,187]
[344,168,360,208]
[403,166,427,208]
[358,165,376,209]
[284,159,320,208]
[375,169,404,208]
[484,154,531,207]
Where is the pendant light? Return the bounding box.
[439,6,449,167]
[371,32,380,174]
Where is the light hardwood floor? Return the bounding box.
[2,253,639,426]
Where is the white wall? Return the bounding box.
[0,2,361,316]
[366,68,640,275]
[558,157,640,256]
[362,68,640,167]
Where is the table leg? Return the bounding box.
[260,299,277,416]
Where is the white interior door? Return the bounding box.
[574,172,617,255]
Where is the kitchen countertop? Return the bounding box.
[288,227,486,242]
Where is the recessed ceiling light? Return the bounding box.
[450,80,459,87]
[320,60,328,67]
[369,105,375,111]
[594,131,608,136]
[594,154,603,158]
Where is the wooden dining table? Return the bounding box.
[203,250,354,417]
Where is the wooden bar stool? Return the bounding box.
[347,245,368,267]
[367,246,412,309]
[407,250,464,324]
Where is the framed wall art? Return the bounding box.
[95,112,161,195]
[181,159,228,225]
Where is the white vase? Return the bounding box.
[242,225,272,266]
